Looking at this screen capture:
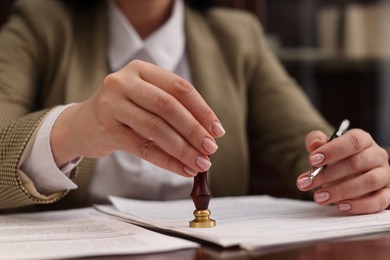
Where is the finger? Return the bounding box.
[309,129,373,168]
[313,167,390,205]
[337,187,390,215]
[127,60,225,138]
[309,146,387,187]
[113,123,200,177]
[124,77,218,156]
[296,171,313,191]
[305,130,328,153]
[114,99,211,173]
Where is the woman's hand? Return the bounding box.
[50,60,225,177]
[297,128,390,214]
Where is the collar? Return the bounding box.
[108,0,185,72]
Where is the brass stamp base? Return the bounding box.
[189,209,216,228]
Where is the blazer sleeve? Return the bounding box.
[244,14,334,187]
[0,0,75,209]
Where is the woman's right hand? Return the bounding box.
[50,60,225,177]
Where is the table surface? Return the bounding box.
[74,231,390,260]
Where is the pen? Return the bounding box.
[309,119,350,180]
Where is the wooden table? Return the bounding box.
[76,232,390,260]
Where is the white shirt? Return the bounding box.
[20,0,193,202]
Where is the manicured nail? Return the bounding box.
[184,166,197,176]
[212,122,226,137]
[339,203,352,212]
[196,156,212,171]
[202,137,218,154]
[315,192,331,203]
[310,153,324,166]
[298,177,313,189]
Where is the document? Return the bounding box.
[97,195,390,250]
[0,208,198,260]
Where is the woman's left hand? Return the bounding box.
[296,128,390,214]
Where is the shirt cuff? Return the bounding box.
[20,105,80,195]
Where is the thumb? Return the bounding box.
[305,130,328,153]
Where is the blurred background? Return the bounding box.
[214,0,390,147]
[213,0,390,197]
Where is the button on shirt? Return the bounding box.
[21,0,193,202]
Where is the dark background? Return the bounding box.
[214,0,388,198]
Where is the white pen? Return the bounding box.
[309,119,350,180]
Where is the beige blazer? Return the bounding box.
[0,0,332,210]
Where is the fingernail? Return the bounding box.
[310,153,324,166]
[196,156,212,171]
[315,192,331,203]
[202,137,218,154]
[212,122,226,137]
[298,177,313,189]
[339,203,352,212]
[310,139,322,149]
[184,166,197,176]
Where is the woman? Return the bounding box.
[0,0,389,214]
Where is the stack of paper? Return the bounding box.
[3,195,390,259]
[0,208,198,260]
[97,195,390,250]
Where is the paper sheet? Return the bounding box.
[0,208,198,260]
[103,195,390,250]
